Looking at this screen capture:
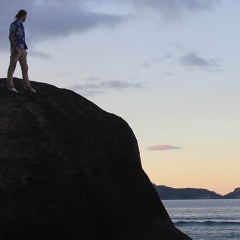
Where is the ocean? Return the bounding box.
[162,199,240,240]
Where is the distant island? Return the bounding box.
[153,184,240,200]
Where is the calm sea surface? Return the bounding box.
[162,199,240,240]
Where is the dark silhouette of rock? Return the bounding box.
[154,185,222,200]
[0,78,191,240]
[224,188,240,199]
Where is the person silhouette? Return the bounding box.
[7,9,36,93]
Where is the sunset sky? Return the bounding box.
[0,0,239,195]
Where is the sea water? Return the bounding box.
[162,199,240,240]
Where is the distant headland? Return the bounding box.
[153,184,240,200]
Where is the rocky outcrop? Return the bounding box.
[224,188,240,199]
[154,185,240,200]
[154,185,222,200]
[0,78,191,240]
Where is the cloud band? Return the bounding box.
[148,145,181,151]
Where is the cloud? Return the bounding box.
[101,80,145,89]
[130,0,219,9]
[0,0,221,53]
[141,63,151,68]
[69,77,145,96]
[108,0,221,20]
[29,51,54,60]
[69,82,103,97]
[148,145,182,151]
[28,6,128,42]
[86,77,100,82]
[180,53,222,71]
[0,0,221,51]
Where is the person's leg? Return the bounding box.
[19,50,31,88]
[7,48,20,88]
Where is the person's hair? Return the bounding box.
[15,10,27,20]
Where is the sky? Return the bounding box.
[0,0,240,195]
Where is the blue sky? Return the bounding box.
[1,0,240,194]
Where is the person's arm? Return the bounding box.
[9,32,19,54]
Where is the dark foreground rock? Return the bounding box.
[0,78,191,240]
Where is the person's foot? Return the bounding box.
[24,86,36,93]
[7,87,18,93]
[29,88,36,93]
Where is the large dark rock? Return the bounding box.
[0,78,191,240]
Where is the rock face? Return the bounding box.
[0,78,191,240]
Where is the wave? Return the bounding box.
[174,220,240,226]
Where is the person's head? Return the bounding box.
[15,10,27,22]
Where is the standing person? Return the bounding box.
[7,9,36,93]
